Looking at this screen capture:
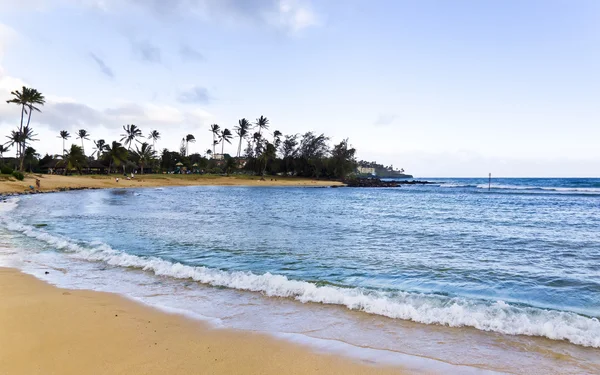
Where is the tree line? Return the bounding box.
[3,86,358,179]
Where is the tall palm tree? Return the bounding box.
[147,130,160,149]
[6,86,45,171]
[6,86,45,134]
[205,149,212,158]
[104,141,128,174]
[92,139,107,160]
[76,129,90,155]
[132,142,155,174]
[185,134,195,155]
[58,130,71,158]
[219,129,233,155]
[0,144,9,165]
[255,115,269,137]
[58,144,87,175]
[209,124,220,155]
[234,118,251,158]
[120,124,142,150]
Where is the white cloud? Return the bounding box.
[0,23,18,62]
[274,0,318,32]
[0,67,215,156]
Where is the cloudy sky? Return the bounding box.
[1,0,599,177]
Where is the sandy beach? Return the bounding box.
[0,268,403,375]
[0,174,343,194]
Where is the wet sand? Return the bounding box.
[0,267,404,375]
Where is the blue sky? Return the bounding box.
[1,0,599,177]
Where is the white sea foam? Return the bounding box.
[4,219,600,349]
[474,184,600,194]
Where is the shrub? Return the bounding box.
[0,165,13,175]
[11,171,24,181]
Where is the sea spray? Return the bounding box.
[3,219,600,349]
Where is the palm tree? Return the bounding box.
[225,157,236,176]
[259,142,276,177]
[234,118,251,157]
[58,130,71,158]
[120,124,142,150]
[185,134,196,155]
[205,149,212,158]
[58,144,87,175]
[148,130,160,149]
[219,129,233,155]
[5,130,21,165]
[0,144,9,165]
[209,124,220,155]
[255,115,269,137]
[104,141,128,174]
[252,132,262,156]
[6,86,45,133]
[6,86,45,171]
[19,126,38,157]
[273,130,282,152]
[132,142,155,174]
[92,139,107,159]
[76,129,90,155]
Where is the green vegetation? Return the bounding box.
[11,171,24,181]
[3,87,359,180]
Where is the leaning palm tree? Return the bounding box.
[185,134,195,155]
[58,144,87,175]
[76,129,90,155]
[132,142,155,174]
[209,124,220,155]
[58,130,71,158]
[219,129,233,155]
[104,141,128,174]
[234,118,251,157]
[255,115,269,137]
[147,130,160,149]
[120,124,142,150]
[92,139,107,160]
[0,144,9,165]
[6,86,45,171]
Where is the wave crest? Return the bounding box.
[5,220,600,348]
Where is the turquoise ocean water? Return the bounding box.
[1,178,599,374]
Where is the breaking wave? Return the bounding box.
[3,218,600,349]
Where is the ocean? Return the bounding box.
[1,178,599,374]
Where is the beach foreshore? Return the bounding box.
[0,174,343,194]
[0,268,404,375]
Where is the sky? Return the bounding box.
[0,0,599,177]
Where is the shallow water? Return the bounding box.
[1,178,599,374]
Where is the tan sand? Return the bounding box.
[0,174,343,194]
[0,268,405,375]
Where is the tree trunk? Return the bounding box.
[19,106,34,172]
[221,140,224,155]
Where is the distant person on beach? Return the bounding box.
[115,177,119,183]
[35,179,40,190]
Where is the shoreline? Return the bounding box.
[0,173,344,195]
[0,267,407,375]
